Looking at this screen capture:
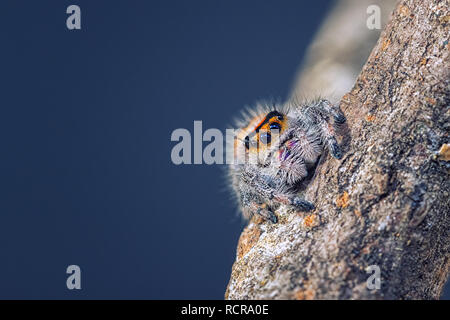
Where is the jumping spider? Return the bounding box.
[229,99,346,223]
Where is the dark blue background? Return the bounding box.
[1,0,448,299]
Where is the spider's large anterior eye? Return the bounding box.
[244,136,250,149]
[259,132,271,145]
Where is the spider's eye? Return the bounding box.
[244,136,250,149]
[259,132,271,145]
[270,122,281,131]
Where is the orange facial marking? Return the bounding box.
[235,111,287,158]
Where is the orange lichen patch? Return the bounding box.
[354,209,361,218]
[294,286,315,300]
[336,191,350,208]
[420,58,428,66]
[425,97,437,105]
[437,144,450,161]
[303,214,319,228]
[237,223,261,259]
[366,114,376,122]
[398,5,410,17]
[439,15,450,24]
[381,39,391,51]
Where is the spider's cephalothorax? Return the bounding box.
[229,99,346,223]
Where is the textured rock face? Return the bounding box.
[226,0,449,300]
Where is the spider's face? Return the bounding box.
[234,106,322,183]
[240,111,287,159]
